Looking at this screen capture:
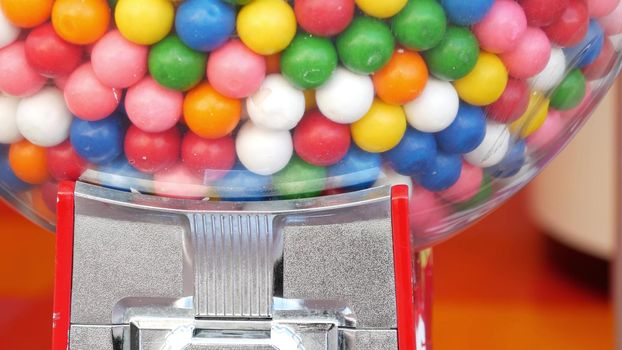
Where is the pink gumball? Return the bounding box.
[126,76,183,133]
[473,0,528,54]
[207,39,266,99]
[64,63,122,121]
[599,0,622,34]
[410,188,450,238]
[526,110,563,150]
[501,27,552,79]
[561,85,593,120]
[0,41,46,97]
[92,30,148,88]
[438,162,484,203]
[153,163,208,199]
[586,0,620,18]
[54,75,69,90]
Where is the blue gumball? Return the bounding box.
[440,0,494,26]
[564,20,605,68]
[0,148,31,193]
[96,155,152,192]
[487,140,526,178]
[327,145,381,191]
[70,113,125,165]
[384,128,437,176]
[414,152,462,192]
[175,0,236,52]
[215,163,273,201]
[436,103,486,154]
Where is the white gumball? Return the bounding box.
[316,67,374,124]
[374,167,413,196]
[246,74,305,131]
[528,48,566,92]
[0,8,19,49]
[464,122,511,168]
[0,94,22,144]
[17,87,72,147]
[404,78,459,133]
[236,121,293,176]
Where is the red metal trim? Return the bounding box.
[391,185,416,350]
[52,181,76,350]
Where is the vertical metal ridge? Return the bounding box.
[190,213,275,318]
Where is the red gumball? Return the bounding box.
[542,0,589,47]
[181,131,236,181]
[25,23,83,78]
[294,110,351,167]
[518,0,569,27]
[46,140,88,181]
[124,125,181,174]
[40,181,59,214]
[294,0,355,37]
[583,38,616,80]
[485,79,530,123]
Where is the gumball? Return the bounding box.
[236,121,293,176]
[91,30,148,88]
[207,39,266,99]
[46,140,88,181]
[464,122,511,168]
[351,99,407,153]
[486,79,530,123]
[51,0,110,45]
[274,156,327,199]
[8,139,49,184]
[473,0,527,54]
[247,74,305,131]
[16,87,72,147]
[95,155,152,192]
[266,53,281,74]
[518,0,569,27]
[24,23,83,78]
[440,0,494,26]
[0,0,53,28]
[511,91,550,137]
[374,165,413,192]
[391,0,446,52]
[599,1,622,35]
[326,145,381,191]
[410,188,449,235]
[70,113,124,164]
[304,90,317,111]
[0,7,20,48]
[550,69,586,110]
[336,17,395,74]
[542,0,589,47]
[281,34,338,89]
[563,20,605,68]
[436,103,486,154]
[64,63,121,121]
[355,0,406,19]
[315,67,374,124]
[39,180,58,214]
[487,140,526,178]
[125,76,183,133]
[384,128,437,176]
[454,52,508,106]
[0,149,31,192]
[583,38,615,80]
[124,125,181,173]
[293,110,351,166]
[237,0,297,55]
[404,78,459,133]
[526,110,563,150]
[438,162,483,203]
[215,163,273,201]
[454,175,492,211]
[500,27,551,79]
[528,48,566,92]
[115,0,174,45]
[294,0,354,37]
[414,152,462,192]
[424,26,479,81]
[184,82,242,139]
[54,75,69,90]
[373,50,428,105]
[181,131,236,180]
[0,41,46,97]
[0,94,21,144]
[148,35,206,92]
[153,163,207,199]
[175,0,235,52]
[585,0,620,18]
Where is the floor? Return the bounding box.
[0,189,614,349]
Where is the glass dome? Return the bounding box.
[0,0,621,248]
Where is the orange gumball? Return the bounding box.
[52,0,111,45]
[184,82,242,139]
[265,53,281,74]
[373,49,429,105]
[9,140,50,185]
[0,0,53,28]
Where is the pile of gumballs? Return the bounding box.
[0,0,620,230]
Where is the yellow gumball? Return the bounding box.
[115,0,174,45]
[454,52,508,106]
[355,0,408,18]
[511,92,549,137]
[352,99,407,153]
[237,0,297,55]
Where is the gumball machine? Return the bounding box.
[0,0,621,349]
